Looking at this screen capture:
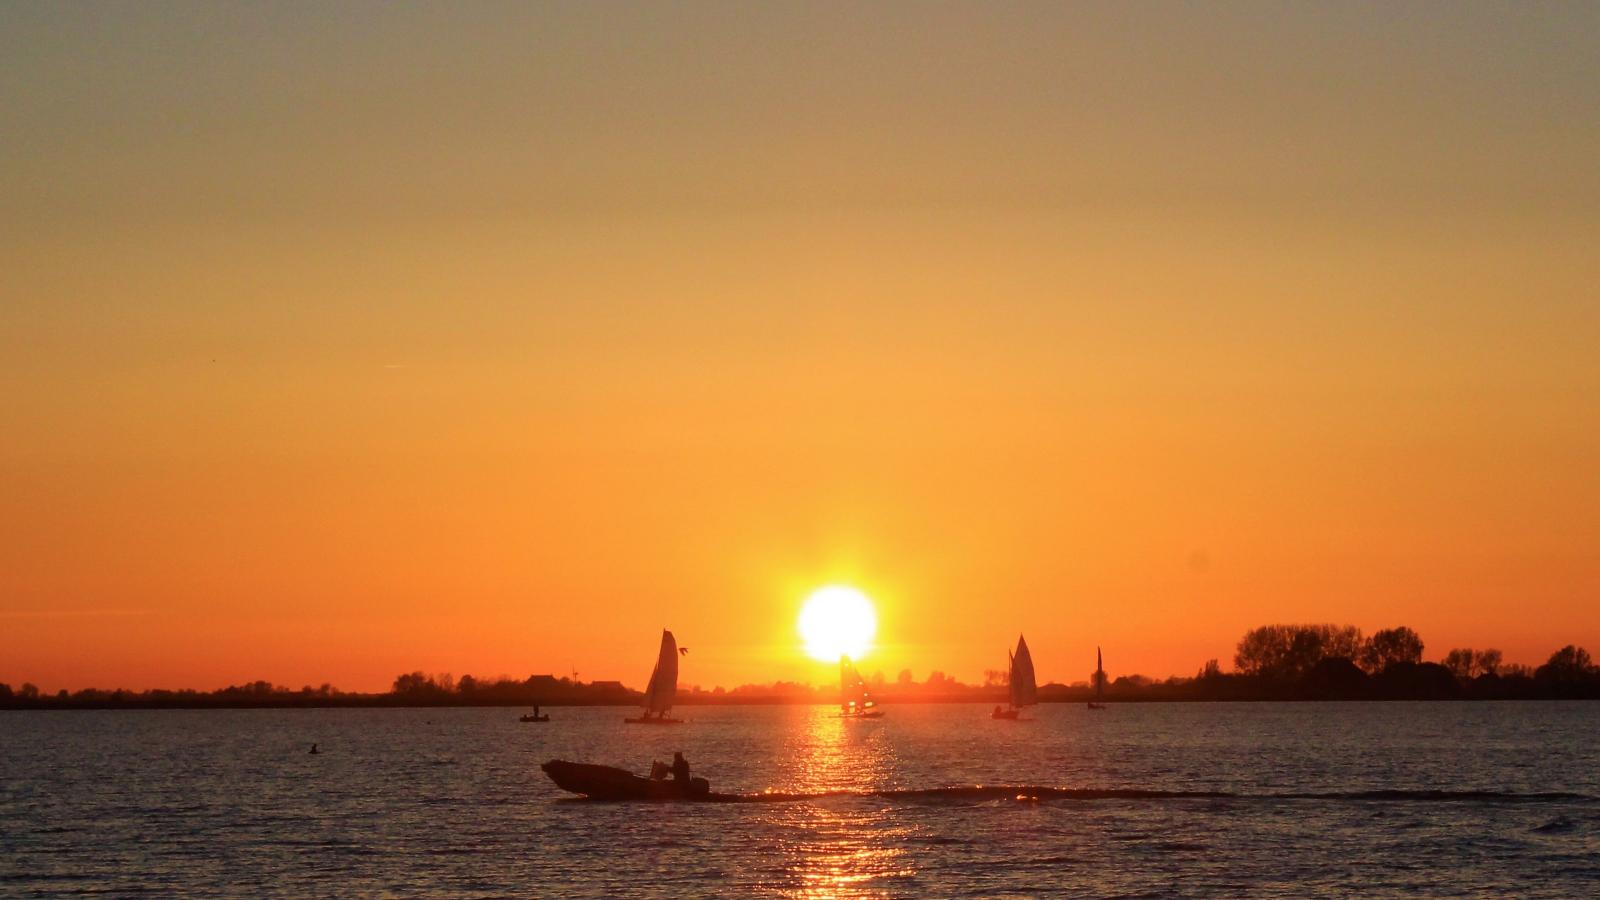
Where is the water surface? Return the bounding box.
[4,702,1598,896]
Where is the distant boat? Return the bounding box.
[838,655,883,718]
[625,629,683,724]
[1088,646,1107,710]
[992,634,1037,719]
[519,706,550,723]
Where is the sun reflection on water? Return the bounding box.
[770,707,916,897]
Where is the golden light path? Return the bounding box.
[798,586,878,663]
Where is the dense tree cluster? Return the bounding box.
[1233,624,1366,679]
[1234,624,1430,678]
[1442,648,1503,679]
[1223,624,1600,701]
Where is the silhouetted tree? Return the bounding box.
[1297,657,1371,700]
[1235,624,1364,680]
[20,683,41,700]
[983,669,1007,688]
[1444,648,1503,680]
[1536,646,1596,690]
[393,671,447,695]
[1197,659,1223,680]
[457,674,478,693]
[1373,662,1459,700]
[1474,649,1503,676]
[1360,627,1423,672]
[896,669,914,687]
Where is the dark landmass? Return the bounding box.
[4,627,1597,710]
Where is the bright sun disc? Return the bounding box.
[798,586,877,662]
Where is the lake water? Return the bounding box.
[3,702,1598,896]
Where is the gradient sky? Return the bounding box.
[3,2,1597,692]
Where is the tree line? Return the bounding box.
[1210,623,1599,700]
[3,625,1596,708]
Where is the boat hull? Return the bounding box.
[541,760,710,801]
[991,709,1020,720]
[837,710,884,719]
[519,715,550,722]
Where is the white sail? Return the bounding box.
[642,630,678,715]
[1009,635,1037,708]
[840,655,874,713]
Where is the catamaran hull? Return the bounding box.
[541,760,710,801]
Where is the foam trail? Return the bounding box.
[666,786,1600,805]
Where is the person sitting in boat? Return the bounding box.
[671,751,690,783]
[649,760,669,780]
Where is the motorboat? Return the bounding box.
[541,759,711,801]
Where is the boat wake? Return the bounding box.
[564,786,1598,805]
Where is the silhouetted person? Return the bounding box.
[534,705,541,718]
[309,743,319,755]
[671,751,690,783]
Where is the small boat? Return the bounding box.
[541,759,712,801]
[1088,646,1107,709]
[625,629,684,724]
[838,655,884,718]
[519,712,550,723]
[992,634,1037,719]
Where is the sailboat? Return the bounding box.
[624,629,683,724]
[1088,646,1107,710]
[992,634,1037,719]
[837,655,883,718]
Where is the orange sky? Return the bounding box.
[3,4,1597,692]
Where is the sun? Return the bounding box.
[798,585,877,663]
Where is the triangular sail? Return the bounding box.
[1095,646,1104,702]
[840,655,874,713]
[1009,635,1037,708]
[642,630,678,715]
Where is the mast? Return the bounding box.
[1008,649,1017,708]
